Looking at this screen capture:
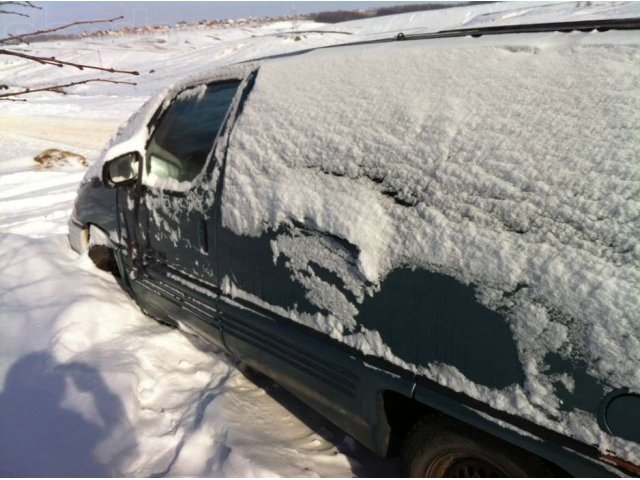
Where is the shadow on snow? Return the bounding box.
[0,351,137,477]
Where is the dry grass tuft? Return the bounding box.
[34,148,89,169]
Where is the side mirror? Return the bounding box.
[103,152,140,187]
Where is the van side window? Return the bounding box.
[146,80,240,184]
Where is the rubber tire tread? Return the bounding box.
[401,414,558,477]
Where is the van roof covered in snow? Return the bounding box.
[244,17,640,64]
[219,25,640,462]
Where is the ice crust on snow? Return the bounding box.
[221,32,640,461]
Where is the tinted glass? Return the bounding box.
[147,81,240,184]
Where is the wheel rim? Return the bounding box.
[426,453,509,477]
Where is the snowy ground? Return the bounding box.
[1,2,638,476]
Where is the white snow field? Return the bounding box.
[1,1,639,476]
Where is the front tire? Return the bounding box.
[88,245,120,277]
[401,416,556,477]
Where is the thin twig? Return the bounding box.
[0,9,28,16]
[8,33,30,45]
[0,78,137,98]
[0,97,27,101]
[0,48,48,65]
[0,48,140,75]
[0,16,123,44]
[0,1,42,8]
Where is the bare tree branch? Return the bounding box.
[0,2,42,20]
[0,78,137,98]
[0,9,28,16]
[0,16,123,44]
[0,12,138,100]
[0,48,140,75]
[0,1,42,8]
[0,48,48,64]
[7,33,31,45]
[0,97,27,101]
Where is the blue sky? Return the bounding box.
[1,1,433,37]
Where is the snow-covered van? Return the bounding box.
[69,19,640,477]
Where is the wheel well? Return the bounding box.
[86,224,120,277]
[381,390,568,476]
[383,390,435,456]
[87,223,113,247]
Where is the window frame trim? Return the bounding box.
[141,76,246,198]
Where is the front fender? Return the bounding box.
[71,178,119,247]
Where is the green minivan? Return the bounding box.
[69,19,640,477]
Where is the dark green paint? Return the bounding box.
[356,268,524,389]
[69,70,636,478]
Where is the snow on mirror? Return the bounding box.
[105,152,139,186]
